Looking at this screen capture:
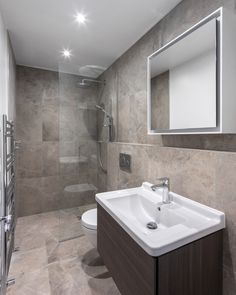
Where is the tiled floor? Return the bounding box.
[7,205,121,295]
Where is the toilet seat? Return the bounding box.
[81,208,97,230]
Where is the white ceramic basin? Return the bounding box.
[96,182,225,256]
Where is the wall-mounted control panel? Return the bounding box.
[119,153,131,172]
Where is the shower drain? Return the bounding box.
[146,221,158,230]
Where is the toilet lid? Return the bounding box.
[81,208,97,230]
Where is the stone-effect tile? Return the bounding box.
[42,142,59,176]
[47,236,82,264]
[42,104,59,141]
[59,106,79,142]
[48,255,120,295]
[16,143,43,178]
[16,103,42,143]
[107,143,119,191]
[16,177,43,217]
[8,210,120,295]
[7,267,51,295]
[9,247,48,276]
[16,65,59,105]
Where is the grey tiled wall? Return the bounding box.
[16,66,98,216]
[98,0,236,293]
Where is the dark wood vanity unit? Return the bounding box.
[97,204,223,295]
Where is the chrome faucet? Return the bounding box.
[151,177,171,204]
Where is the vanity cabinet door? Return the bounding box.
[97,205,156,295]
[157,230,223,295]
[98,204,223,295]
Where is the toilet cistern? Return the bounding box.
[151,177,171,204]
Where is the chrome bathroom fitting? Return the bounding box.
[95,104,113,142]
[151,177,171,204]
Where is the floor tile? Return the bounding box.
[7,267,51,295]
[7,207,120,295]
[9,247,48,276]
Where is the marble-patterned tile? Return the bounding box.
[47,258,84,295]
[14,214,45,251]
[120,143,149,188]
[16,211,59,247]
[39,210,60,229]
[16,66,59,106]
[16,103,42,143]
[48,255,120,295]
[77,109,97,139]
[215,152,236,206]
[16,66,44,105]
[9,210,121,295]
[16,142,43,178]
[16,177,43,217]
[42,104,59,141]
[42,142,60,176]
[47,236,83,264]
[15,227,46,252]
[59,106,79,142]
[58,220,84,242]
[9,247,48,276]
[59,140,78,157]
[107,143,119,191]
[7,267,51,295]
[147,147,217,206]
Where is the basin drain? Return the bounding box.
[147,222,158,230]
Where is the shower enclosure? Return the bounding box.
[57,71,100,241]
[15,65,112,244]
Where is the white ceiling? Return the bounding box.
[0,0,181,76]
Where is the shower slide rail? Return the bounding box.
[0,115,16,295]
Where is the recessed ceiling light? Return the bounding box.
[62,49,71,58]
[75,12,87,24]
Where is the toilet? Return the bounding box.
[81,208,97,248]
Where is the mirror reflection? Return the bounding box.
[149,18,217,132]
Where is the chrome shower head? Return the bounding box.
[78,78,105,88]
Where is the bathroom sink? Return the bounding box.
[96,182,225,256]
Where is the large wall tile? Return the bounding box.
[16,103,42,143]
[17,177,43,216]
[59,106,79,142]
[42,105,59,141]
[42,142,59,176]
[16,142,43,178]
[41,176,61,212]
[107,143,119,191]
[16,66,59,105]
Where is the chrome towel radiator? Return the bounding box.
[0,115,17,294]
